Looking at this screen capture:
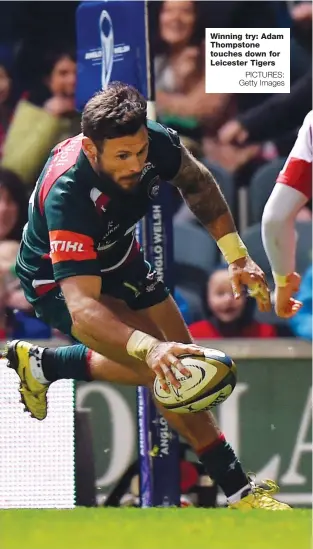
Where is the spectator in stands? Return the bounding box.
[288,265,312,341]
[1,47,80,188]
[0,240,51,340]
[26,48,77,115]
[0,47,20,159]
[153,0,271,186]
[154,0,233,155]
[189,266,277,339]
[0,240,29,308]
[154,0,262,200]
[290,1,312,54]
[0,168,28,242]
[201,137,261,176]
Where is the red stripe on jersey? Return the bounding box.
[276,157,312,200]
[39,134,84,214]
[90,188,111,214]
[95,193,110,215]
[35,282,59,296]
[123,239,141,266]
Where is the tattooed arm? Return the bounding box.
[170,144,271,311]
[170,144,236,241]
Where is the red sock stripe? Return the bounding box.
[85,349,93,381]
[197,434,226,456]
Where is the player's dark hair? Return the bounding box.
[81,81,147,149]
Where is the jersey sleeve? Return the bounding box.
[148,120,182,180]
[44,178,101,282]
[276,111,313,200]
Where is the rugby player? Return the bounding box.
[262,110,312,318]
[5,82,289,509]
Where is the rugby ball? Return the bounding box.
[153,349,237,414]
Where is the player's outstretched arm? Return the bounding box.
[261,111,312,318]
[170,144,271,312]
[60,274,203,391]
[261,184,306,318]
[262,183,307,281]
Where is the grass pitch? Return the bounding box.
[1,508,311,549]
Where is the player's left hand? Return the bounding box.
[274,272,303,318]
[229,256,271,312]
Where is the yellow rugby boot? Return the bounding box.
[3,340,50,420]
[229,474,291,510]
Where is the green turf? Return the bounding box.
[1,508,311,549]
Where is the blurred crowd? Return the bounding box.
[0,0,311,342]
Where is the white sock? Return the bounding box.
[29,346,50,385]
[227,483,252,504]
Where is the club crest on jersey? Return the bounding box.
[147,176,160,199]
[140,163,160,199]
[90,188,110,214]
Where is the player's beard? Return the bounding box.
[95,156,141,195]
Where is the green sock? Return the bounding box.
[41,345,92,382]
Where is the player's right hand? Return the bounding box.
[275,272,303,318]
[146,342,205,394]
[229,255,271,312]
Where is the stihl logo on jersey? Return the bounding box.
[49,230,97,263]
[50,240,85,253]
